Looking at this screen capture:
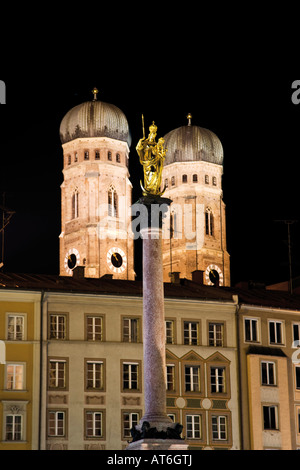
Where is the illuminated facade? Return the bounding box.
[0,290,41,449]
[161,116,230,286]
[59,91,135,280]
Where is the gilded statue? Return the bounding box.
[136,117,167,197]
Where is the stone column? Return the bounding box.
[141,224,171,427]
[127,196,187,450]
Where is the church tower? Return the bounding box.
[59,89,135,280]
[161,115,230,286]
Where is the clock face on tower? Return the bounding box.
[205,264,223,286]
[64,248,80,275]
[107,247,127,274]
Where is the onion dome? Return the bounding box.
[163,114,223,166]
[60,88,131,147]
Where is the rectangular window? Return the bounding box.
[49,360,66,389]
[48,411,65,437]
[212,415,227,440]
[205,175,209,184]
[212,176,217,186]
[123,412,139,439]
[165,320,175,344]
[261,361,276,386]
[166,364,175,391]
[123,363,139,390]
[295,366,300,390]
[7,314,24,340]
[209,323,224,347]
[86,361,104,390]
[116,153,121,163]
[85,411,102,438]
[185,365,200,392]
[269,321,283,345]
[183,321,199,345]
[49,314,66,340]
[84,151,89,160]
[244,318,258,342]
[293,323,300,343]
[5,415,22,441]
[210,367,225,393]
[263,405,278,430]
[186,415,201,439]
[6,364,24,390]
[86,316,103,341]
[123,318,139,343]
[95,150,100,160]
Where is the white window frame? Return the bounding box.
[49,360,66,389]
[183,321,199,345]
[5,363,25,390]
[185,365,200,392]
[49,314,66,340]
[123,362,139,390]
[86,315,103,341]
[293,322,300,345]
[210,366,225,393]
[85,411,102,438]
[186,414,201,439]
[268,320,285,345]
[261,361,276,386]
[209,322,224,347]
[123,318,139,343]
[165,320,175,344]
[123,412,139,439]
[2,401,28,442]
[6,314,26,341]
[263,405,279,430]
[166,364,175,391]
[48,410,65,437]
[86,361,104,390]
[244,317,259,343]
[212,415,227,440]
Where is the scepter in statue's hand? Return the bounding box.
[142,114,145,140]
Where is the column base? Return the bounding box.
[126,439,189,451]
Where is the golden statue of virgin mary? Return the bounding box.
[136,119,167,197]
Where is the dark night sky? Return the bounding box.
[0,44,299,287]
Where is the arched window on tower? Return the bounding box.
[72,189,79,219]
[108,186,118,217]
[205,208,214,236]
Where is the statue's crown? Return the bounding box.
[149,121,157,134]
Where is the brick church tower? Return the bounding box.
[161,114,230,286]
[58,89,135,280]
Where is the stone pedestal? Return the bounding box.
[127,196,188,450]
[127,439,189,451]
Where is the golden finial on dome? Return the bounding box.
[92,87,99,101]
[187,113,192,126]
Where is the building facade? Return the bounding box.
[0,289,41,450]
[1,274,300,449]
[161,115,230,286]
[59,90,135,280]
[237,291,300,450]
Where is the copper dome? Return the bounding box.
[163,123,223,166]
[60,99,131,146]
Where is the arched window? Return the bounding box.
[116,153,121,163]
[108,186,118,217]
[72,189,79,219]
[108,151,112,161]
[205,208,214,236]
[182,174,187,183]
[193,174,198,183]
[171,176,175,186]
